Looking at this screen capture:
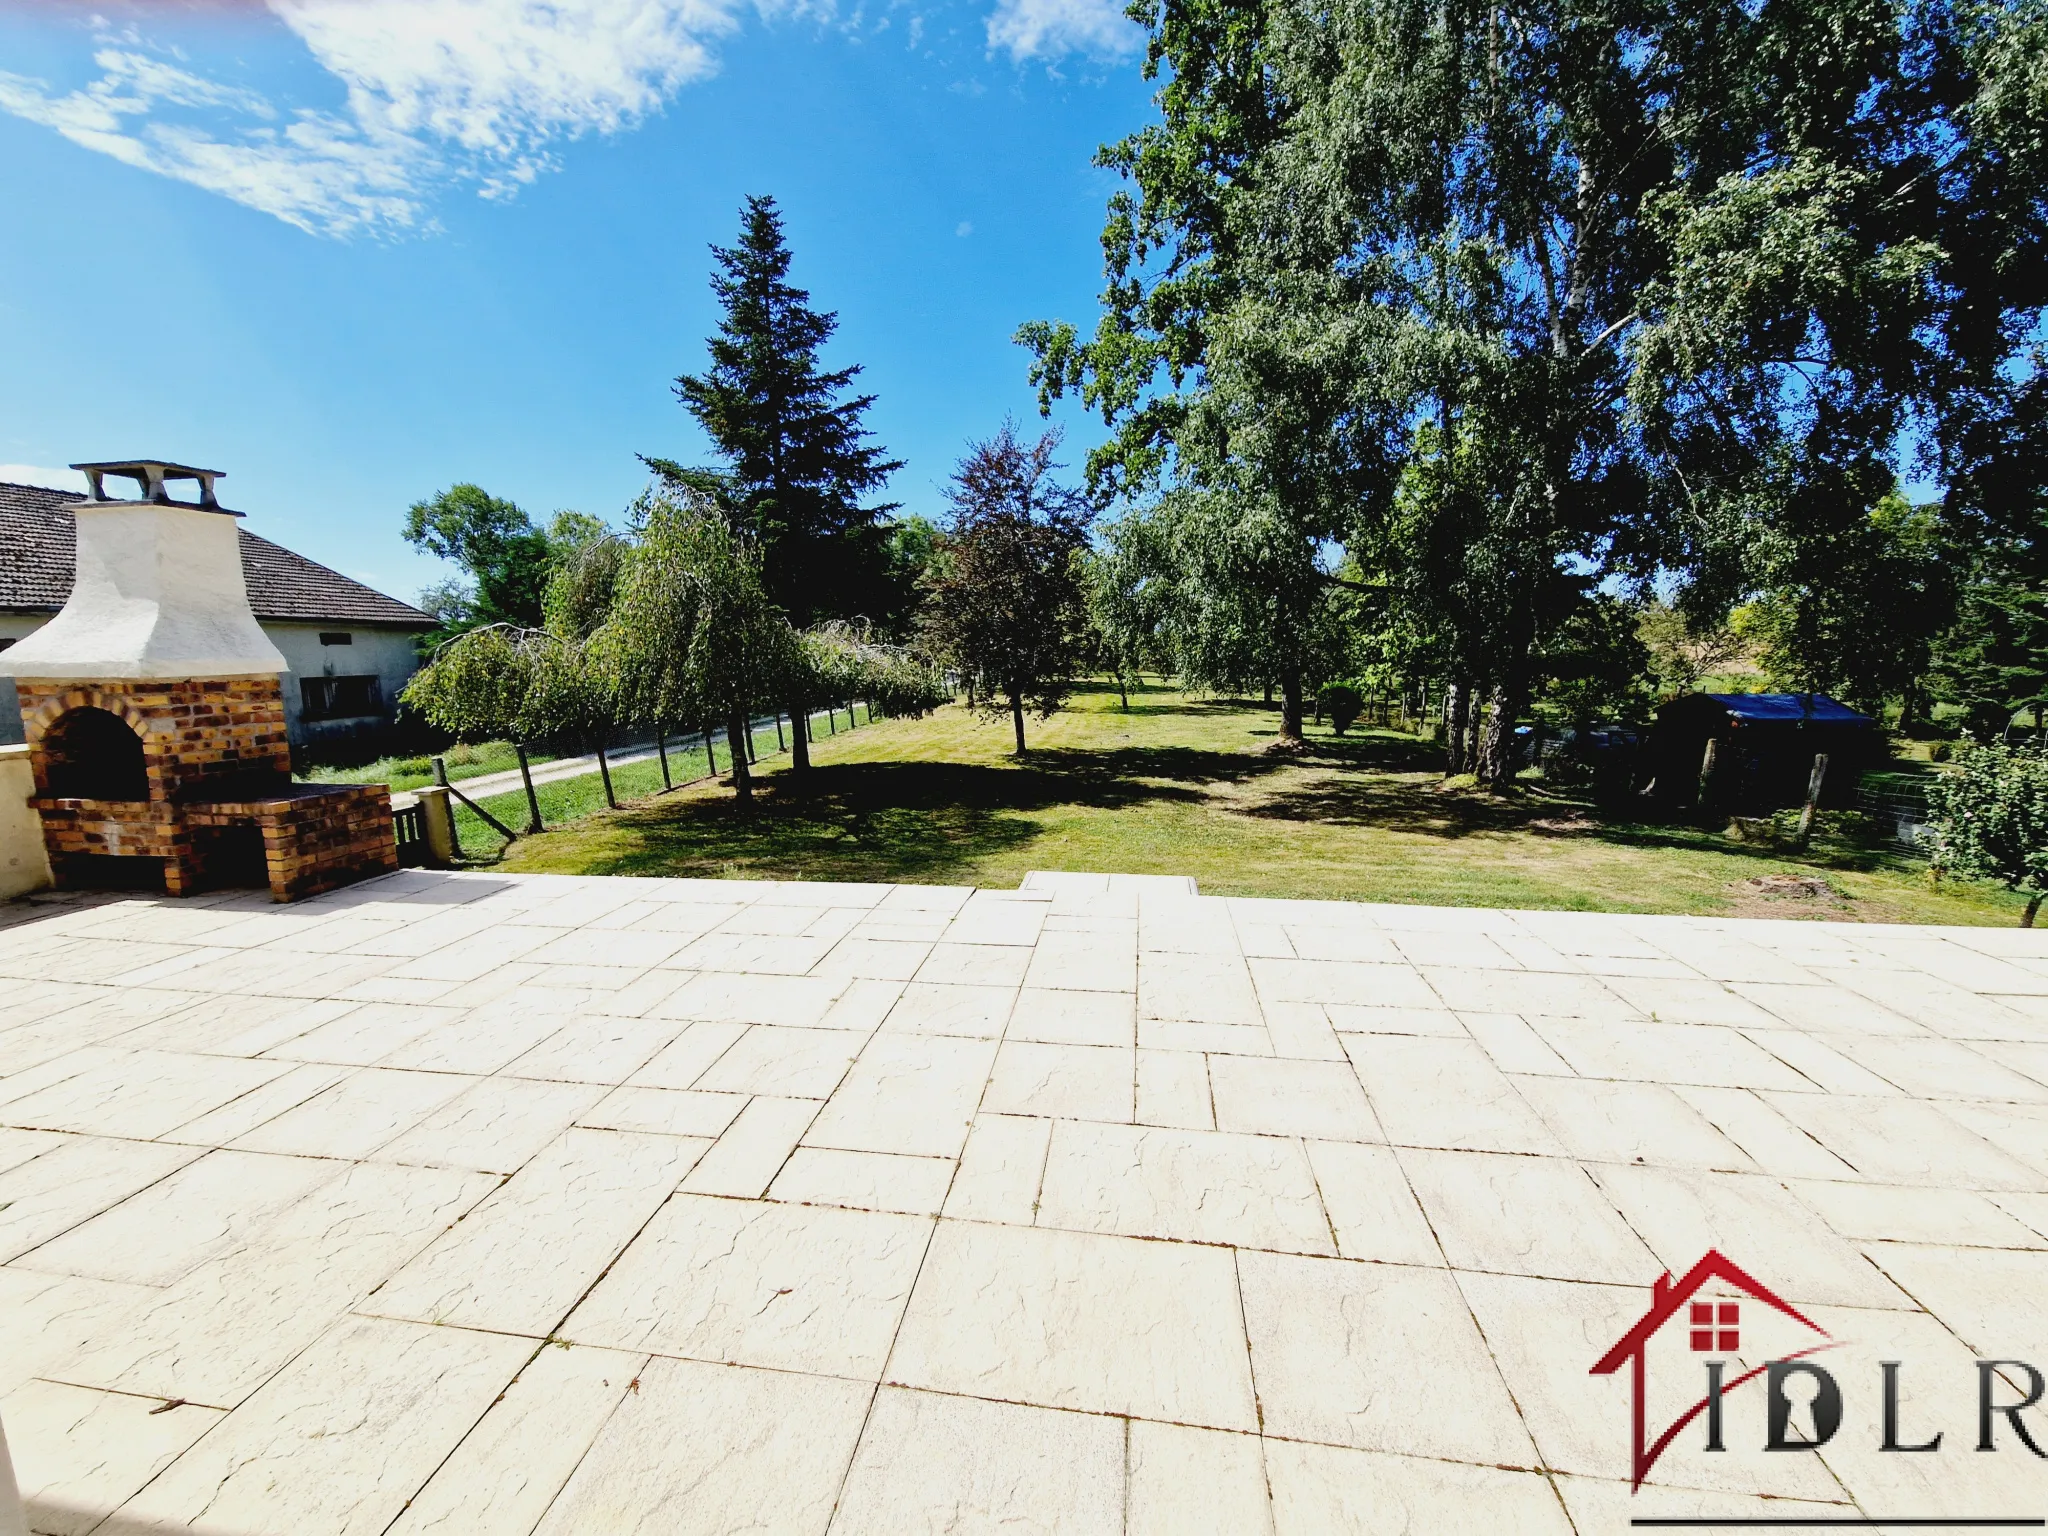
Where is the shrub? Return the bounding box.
[1319,683,1364,735]
[1925,741,2048,925]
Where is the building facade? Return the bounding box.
[0,479,431,758]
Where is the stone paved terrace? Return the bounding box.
[4,870,2048,1534]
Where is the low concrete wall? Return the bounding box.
[0,745,52,899]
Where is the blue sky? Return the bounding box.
[0,0,1154,608]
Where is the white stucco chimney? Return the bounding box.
[3,460,289,682]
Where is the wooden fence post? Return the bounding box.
[595,743,617,810]
[430,756,463,860]
[1696,738,1718,810]
[1795,753,1829,846]
[657,730,672,790]
[775,714,785,752]
[515,743,544,834]
[705,728,718,776]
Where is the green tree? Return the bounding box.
[597,491,800,804]
[403,485,556,633]
[1025,0,2048,786]
[651,194,903,777]
[921,425,1093,753]
[1928,741,2048,925]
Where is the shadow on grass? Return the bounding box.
[552,751,1276,881]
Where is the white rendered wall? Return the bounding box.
[2,503,288,681]
[266,623,423,746]
[0,746,52,898]
[0,616,422,750]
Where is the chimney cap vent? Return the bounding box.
[69,460,234,514]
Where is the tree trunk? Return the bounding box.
[1444,683,1468,775]
[1011,692,1027,754]
[725,707,752,803]
[2024,893,2043,929]
[786,697,810,778]
[1263,679,1274,705]
[1278,666,1305,743]
[1478,673,1529,790]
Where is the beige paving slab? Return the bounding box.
[1135,1047,1214,1129]
[1757,1092,2048,1189]
[387,1340,646,1536]
[1671,1084,1861,1179]
[1,1379,223,1536]
[530,1356,872,1536]
[108,1314,532,1536]
[1020,930,1138,992]
[1263,1439,1573,1536]
[680,1094,819,1196]
[692,1023,866,1098]
[1008,986,1136,1045]
[1590,1163,1913,1309]
[14,1148,333,1287]
[915,940,1035,988]
[1511,1074,1757,1171]
[1037,1119,1336,1254]
[651,969,851,1025]
[377,1075,608,1173]
[1207,1054,1378,1140]
[943,1112,1052,1223]
[1400,1147,1655,1283]
[0,1135,199,1264]
[623,1017,750,1090]
[157,1060,352,1146]
[229,1066,476,1160]
[260,1001,463,1066]
[1345,1036,1566,1154]
[504,1013,685,1085]
[1304,1138,1442,1265]
[62,1160,495,1406]
[1140,951,1263,1024]
[1237,1251,1536,1463]
[576,1084,747,1138]
[882,981,1016,1038]
[984,1040,1135,1122]
[563,1192,931,1377]
[0,1126,63,1177]
[0,1049,291,1139]
[1127,1420,1272,1536]
[771,1146,956,1215]
[831,1386,1125,1535]
[888,1220,1258,1429]
[0,1267,155,1398]
[367,1128,707,1335]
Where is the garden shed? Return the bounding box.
[1645,692,1877,812]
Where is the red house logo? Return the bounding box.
[1590,1249,1837,1489]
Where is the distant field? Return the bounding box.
[484,680,2026,925]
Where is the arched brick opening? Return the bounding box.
[43,707,149,800]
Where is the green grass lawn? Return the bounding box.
[305,739,564,793]
[476,680,2028,924]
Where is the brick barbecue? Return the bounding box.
[2,462,397,901]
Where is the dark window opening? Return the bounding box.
[44,707,149,799]
[318,632,353,646]
[301,675,382,721]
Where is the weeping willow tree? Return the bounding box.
[596,490,800,804]
[400,622,618,819]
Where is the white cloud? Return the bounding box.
[956,219,973,236]
[0,465,89,492]
[0,0,743,236]
[986,0,1140,60]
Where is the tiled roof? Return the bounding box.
[0,480,430,629]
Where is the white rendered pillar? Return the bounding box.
[0,1410,27,1536]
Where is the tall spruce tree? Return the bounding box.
[649,194,902,774]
